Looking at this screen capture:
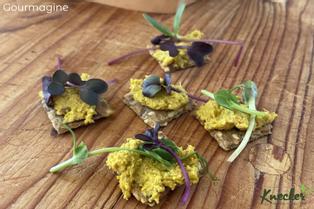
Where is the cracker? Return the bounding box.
[209,124,273,151]
[41,97,113,134]
[123,92,194,128]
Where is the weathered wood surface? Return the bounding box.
[0,0,313,208]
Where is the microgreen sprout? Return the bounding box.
[108,1,243,68]
[50,123,209,204]
[201,81,267,162]
[142,73,172,97]
[42,58,109,106]
[134,123,191,204]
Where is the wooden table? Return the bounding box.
[0,0,313,208]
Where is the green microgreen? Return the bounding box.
[49,123,209,204]
[42,58,108,106]
[142,73,172,97]
[143,14,174,37]
[173,0,186,35]
[201,81,267,162]
[226,81,258,162]
[108,1,243,68]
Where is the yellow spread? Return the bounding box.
[130,78,189,110]
[195,100,277,131]
[53,73,97,124]
[151,30,204,68]
[106,139,200,205]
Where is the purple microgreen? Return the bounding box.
[44,58,110,106]
[52,70,68,84]
[68,72,85,86]
[159,40,179,57]
[79,88,99,106]
[142,74,174,98]
[142,84,162,97]
[48,81,65,96]
[181,38,244,67]
[134,133,154,142]
[151,34,171,45]
[42,76,53,105]
[142,75,162,97]
[164,73,172,94]
[143,75,161,88]
[107,3,244,68]
[187,42,213,67]
[85,79,108,94]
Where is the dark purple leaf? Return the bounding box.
[144,128,154,138]
[42,76,52,105]
[151,34,169,45]
[190,42,213,55]
[143,75,161,88]
[79,88,99,105]
[85,79,108,94]
[135,134,154,142]
[187,42,213,67]
[68,73,85,86]
[187,50,204,67]
[142,84,161,97]
[52,70,68,84]
[48,81,65,96]
[163,73,172,94]
[159,40,179,57]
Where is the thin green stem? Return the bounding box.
[50,158,77,173]
[227,97,256,162]
[201,90,215,100]
[231,103,266,117]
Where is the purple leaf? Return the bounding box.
[142,84,161,97]
[48,81,65,96]
[79,88,99,105]
[187,42,213,67]
[68,73,85,86]
[52,70,68,84]
[159,40,179,57]
[85,79,108,94]
[163,73,172,94]
[42,76,52,105]
[135,134,154,142]
[151,34,170,45]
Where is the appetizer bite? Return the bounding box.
[195,81,277,162]
[123,73,194,127]
[40,58,114,134]
[108,1,243,72]
[50,124,209,206]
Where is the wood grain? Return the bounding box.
[0,0,313,208]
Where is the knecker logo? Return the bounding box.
[260,184,313,204]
